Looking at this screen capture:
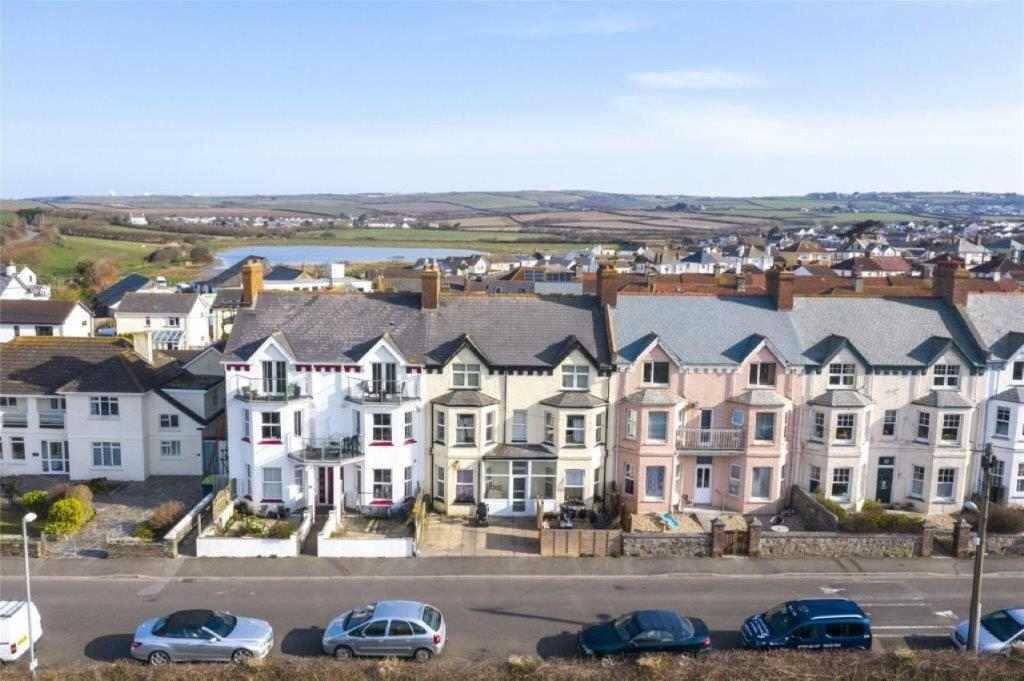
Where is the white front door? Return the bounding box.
[694,465,712,505]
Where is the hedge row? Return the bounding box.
[8,651,1022,681]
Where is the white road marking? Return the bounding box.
[819,586,845,594]
[934,610,958,619]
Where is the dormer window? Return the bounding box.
[372,362,398,394]
[828,363,855,387]
[933,364,960,389]
[168,317,181,327]
[642,361,670,385]
[748,362,777,387]
[561,365,589,390]
[452,363,481,389]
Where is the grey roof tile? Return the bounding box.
[0,300,82,325]
[807,390,873,408]
[728,389,790,407]
[117,292,200,315]
[624,388,684,406]
[539,391,607,408]
[962,293,1024,360]
[433,390,500,407]
[911,390,974,409]
[992,387,1024,404]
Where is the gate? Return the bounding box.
[723,530,748,555]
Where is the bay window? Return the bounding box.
[916,412,931,441]
[565,414,586,445]
[485,411,495,443]
[455,413,476,445]
[455,469,475,503]
[626,409,638,439]
[812,412,825,440]
[564,469,585,502]
[751,467,772,499]
[262,467,283,500]
[830,467,851,501]
[808,465,821,493]
[530,461,556,499]
[595,412,605,443]
[728,464,741,496]
[755,412,776,442]
[995,406,1011,437]
[624,463,635,495]
[543,411,555,444]
[646,411,668,442]
[940,413,962,443]
[644,465,666,500]
[404,466,413,498]
[936,468,956,500]
[372,413,392,443]
[404,411,414,441]
[1016,463,1024,494]
[911,465,925,498]
[435,465,445,499]
[484,461,509,499]
[834,414,855,443]
[434,410,446,443]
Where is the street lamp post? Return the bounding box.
[965,444,996,655]
[22,511,38,675]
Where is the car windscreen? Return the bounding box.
[981,610,1024,643]
[205,612,237,638]
[613,615,641,642]
[677,617,695,639]
[764,604,795,636]
[344,608,375,631]
[422,606,442,631]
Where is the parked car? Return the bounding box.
[0,601,42,664]
[322,600,446,662]
[740,599,872,651]
[577,609,711,657]
[130,609,273,665]
[951,607,1024,654]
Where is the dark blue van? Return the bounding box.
[741,599,872,651]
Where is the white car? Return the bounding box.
[951,607,1024,654]
[0,601,42,664]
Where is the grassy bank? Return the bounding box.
[7,652,1022,681]
[225,228,592,254]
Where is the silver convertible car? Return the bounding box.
[131,609,274,665]
[322,600,446,661]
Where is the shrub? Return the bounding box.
[133,523,156,541]
[43,498,88,536]
[149,501,186,533]
[86,478,115,494]
[266,522,293,539]
[46,482,69,503]
[987,505,1024,534]
[840,510,923,534]
[17,490,49,515]
[815,493,847,521]
[64,484,94,516]
[861,500,886,515]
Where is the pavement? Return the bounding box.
[1,555,1022,670]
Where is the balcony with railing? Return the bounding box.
[1,411,28,428]
[234,377,310,403]
[677,427,745,452]
[287,435,363,464]
[347,379,417,404]
[38,411,66,429]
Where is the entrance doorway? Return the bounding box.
[875,457,894,504]
[694,462,712,505]
[317,466,335,507]
[41,440,68,474]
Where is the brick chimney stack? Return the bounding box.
[421,262,441,310]
[240,261,263,308]
[597,264,619,307]
[934,260,969,306]
[766,266,795,311]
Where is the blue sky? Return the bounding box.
[3,1,1022,197]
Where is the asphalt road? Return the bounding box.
[1,568,1021,668]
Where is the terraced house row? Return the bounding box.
[215,261,1024,519]
[2,262,1022,520]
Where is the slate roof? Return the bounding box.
[0,337,177,395]
[911,390,974,409]
[539,391,607,408]
[484,443,556,459]
[433,390,500,407]
[94,273,150,312]
[117,292,200,315]
[807,390,873,408]
[613,296,806,366]
[265,265,309,282]
[962,293,1024,360]
[212,288,244,310]
[624,388,684,406]
[193,256,267,289]
[992,387,1024,404]
[224,291,611,369]
[0,300,81,325]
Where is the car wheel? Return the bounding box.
[413,648,433,663]
[231,649,254,664]
[334,645,354,660]
[148,650,172,666]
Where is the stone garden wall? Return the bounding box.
[622,532,712,558]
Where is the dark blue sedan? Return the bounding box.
[577,609,711,657]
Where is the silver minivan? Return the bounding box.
[322,600,446,662]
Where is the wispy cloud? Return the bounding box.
[504,12,646,38]
[628,69,763,90]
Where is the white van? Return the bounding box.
[0,601,42,663]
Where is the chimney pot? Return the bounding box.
[421,263,441,310]
[597,264,619,307]
[241,261,263,308]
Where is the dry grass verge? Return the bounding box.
[7,651,1022,681]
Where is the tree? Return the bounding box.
[189,245,213,263]
[74,258,119,292]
